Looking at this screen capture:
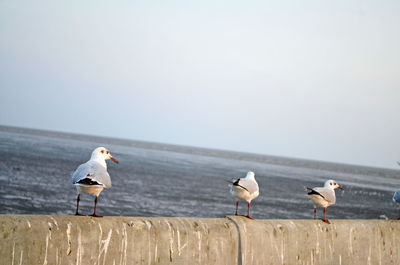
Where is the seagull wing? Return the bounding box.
[232,179,249,192]
[307,187,325,199]
[71,161,112,188]
[313,187,336,204]
[239,178,259,195]
[71,162,91,184]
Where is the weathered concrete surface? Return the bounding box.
[0,215,238,265]
[228,216,400,265]
[1,215,400,265]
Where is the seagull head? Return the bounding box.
[91,147,119,164]
[245,171,256,179]
[324,179,343,190]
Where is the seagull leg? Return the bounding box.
[235,201,239,215]
[322,207,330,224]
[75,194,84,216]
[90,196,103,217]
[313,207,317,220]
[245,202,253,219]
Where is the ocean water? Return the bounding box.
[0,125,399,220]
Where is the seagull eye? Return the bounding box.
[334,182,337,185]
[330,182,333,185]
[101,150,104,154]
[106,151,109,154]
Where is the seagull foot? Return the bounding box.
[397,216,400,220]
[245,215,254,220]
[75,213,85,216]
[322,219,331,224]
[90,214,103,218]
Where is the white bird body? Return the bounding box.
[72,157,112,196]
[76,183,104,197]
[232,173,259,203]
[71,147,118,216]
[308,186,336,208]
[230,171,259,218]
[307,179,343,224]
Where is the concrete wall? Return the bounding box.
[1,215,399,265]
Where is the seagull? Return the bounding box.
[71,147,119,217]
[393,162,400,220]
[307,179,343,224]
[228,171,259,219]
[393,190,400,220]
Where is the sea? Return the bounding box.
[0,125,399,220]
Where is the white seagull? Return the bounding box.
[71,147,119,217]
[307,179,343,224]
[392,162,400,220]
[228,171,259,219]
[392,190,400,220]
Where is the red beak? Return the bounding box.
[338,185,344,190]
[110,156,119,164]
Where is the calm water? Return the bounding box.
[0,125,399,220]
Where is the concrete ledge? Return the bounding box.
[1,215,400,265]
[1,215,238,265]
[229,216,400,265]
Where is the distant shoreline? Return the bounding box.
[1,124,398,175]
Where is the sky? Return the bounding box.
[0,0,399,169]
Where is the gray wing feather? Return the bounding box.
[71,163,90,183]
[314,187,335,204]
[240,179,259,195]
[71,161,112,188]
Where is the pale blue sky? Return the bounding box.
[1,0,399,168]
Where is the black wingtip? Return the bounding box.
[76,178,102,186]
[232,179,249,192]
[307,188,325,199]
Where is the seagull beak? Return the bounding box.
[338,185,344,190]
[110,156,119,164]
